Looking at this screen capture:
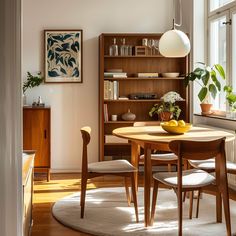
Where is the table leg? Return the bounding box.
[144,144,152,227]
[131,141,139,192]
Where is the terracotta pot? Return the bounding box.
[158,111,172,121]
[200,103,212,115]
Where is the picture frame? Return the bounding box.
[44,29,83,83]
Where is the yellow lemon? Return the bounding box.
[178,120,186,127]
[168,119,178,126]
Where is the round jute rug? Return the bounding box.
[52,187,236,236]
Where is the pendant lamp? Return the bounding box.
[159,0,191,58]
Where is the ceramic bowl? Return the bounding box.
[160,122,192,134]
[161,72,180,78]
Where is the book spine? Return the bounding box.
[104,104,108,122]
[109,81,114,100]
[104,81,109,99]
[113,81,119,100]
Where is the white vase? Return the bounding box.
[22,94,27,106]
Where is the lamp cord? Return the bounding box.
[173,0,182,28]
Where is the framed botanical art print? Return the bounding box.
[44,30,83,83]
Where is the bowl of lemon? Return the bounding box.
[160,120,192,134]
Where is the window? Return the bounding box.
[208,1,236,110]
[210,0,235,12]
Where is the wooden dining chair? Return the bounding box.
[188,158,236,219]
[80,126,139,222]
[133,121,178,172]
[150,138,231,236]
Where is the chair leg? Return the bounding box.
[221,185,231,236]
[189,191,193,219]
[150,180,159,226]
[178,187,183,236]
[216,191,222,223]
[80,176,87,218]
[131,173,139,223]
[196,190,201,218]
[124,177,131,206]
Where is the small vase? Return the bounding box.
[121,109,136,121]
[158,111,172,121]
[200,103,212,115]
[22,94,27,106]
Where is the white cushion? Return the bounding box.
[153,169,215,188]
[88,160,137,173]
[189,159,236,173]
[140,153,177,161]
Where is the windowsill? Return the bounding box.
[194,113,236,122]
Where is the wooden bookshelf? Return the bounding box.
[99,33,190,161]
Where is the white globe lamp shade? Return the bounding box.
[159,29,191,57]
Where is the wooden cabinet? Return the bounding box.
[23,107,51,181]
[99,33,190,161]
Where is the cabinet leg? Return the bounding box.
[47,169,50,182]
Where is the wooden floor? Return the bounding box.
[31,173,236,236]
[31,173,138,236]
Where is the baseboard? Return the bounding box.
[50,169,81,173]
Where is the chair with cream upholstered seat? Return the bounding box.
[188,158,236,218]
[80,126,139,222]
[133,121,178,172]
[150,138,232,236]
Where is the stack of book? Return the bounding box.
[104,72,127,78]
[104,80,119,100]
[135,72,159,78]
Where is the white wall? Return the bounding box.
[23,0,181,171]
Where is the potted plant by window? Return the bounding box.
[149,91,183,121]
[224,85,236,118]
[184,63,225,114]
[23,72,44,105]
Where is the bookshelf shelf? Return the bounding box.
[104,55,163,58]
[99,33,190,161]
[104,99,186,103]
[104,77,185,81]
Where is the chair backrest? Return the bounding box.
[80,126,91,174]
[133,121,160,127]
[169,138,226,161]
[169,138,227,191]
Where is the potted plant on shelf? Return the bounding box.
[23,72,44,105]
[224,85,236,118]
[184,62,225,114]
[149,91,183,121]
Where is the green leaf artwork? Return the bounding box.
[45,30,83,83]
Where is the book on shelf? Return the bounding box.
[118,96,129,100]
[135,72,159,78]
[104,72,127,78]
[104,104,108,122]
[104,81,119,100]
[105,135,128,143]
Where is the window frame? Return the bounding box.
[207,0,236,111]
[208,0,236,17]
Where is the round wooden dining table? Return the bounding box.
[113,125,235,227]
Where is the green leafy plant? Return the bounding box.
[224,85,236,111]
[23,72,44,94]
[184,63,226,103]
[149,102,181,120]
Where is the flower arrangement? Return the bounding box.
[224,85,236,111]
[149,91,183,121]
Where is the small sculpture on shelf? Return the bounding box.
[121,109,136,121]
